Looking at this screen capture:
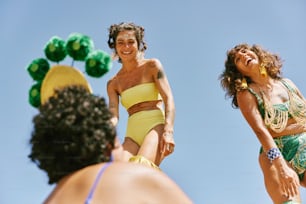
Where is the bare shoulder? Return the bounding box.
[108,162,162,176]
[107,162,179,188]
[144,58,163,70]
[143,58,166,80]
[77,162,192,204]
[281,78,297,88]
[237,89,253,100]
[237,89,257,107]
[107,75,118,90]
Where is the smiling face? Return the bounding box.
[115,30,139,62]
[234,48,259,76]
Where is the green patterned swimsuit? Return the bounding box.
[248,79,306,180]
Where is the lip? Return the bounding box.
[121,51,132,55]
[245,58,253,66]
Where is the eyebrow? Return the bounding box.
[116,38,135,42]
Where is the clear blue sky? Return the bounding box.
[1,0,305,203]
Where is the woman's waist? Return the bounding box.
[272,132,306,142]
[260,132,306,162]
[127,100,163,116]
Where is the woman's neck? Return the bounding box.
[122,58,143,72]
[252,76,275,90]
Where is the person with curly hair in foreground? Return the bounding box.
[219,43,306,204]
[28,86,192,204]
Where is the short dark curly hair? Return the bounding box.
[107,22,147,63]
[28,86,116,184]
[219,43,283,108]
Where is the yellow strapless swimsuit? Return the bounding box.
[120,83,164,146]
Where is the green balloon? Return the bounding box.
[27,58,50,81]
[29,82,42,108]
[85,50,112,77]
[44,36,67,62]
[66,33,94,61]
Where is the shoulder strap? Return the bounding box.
[85,162,112,204]
[247,87,265,117]
[280,79,296,93]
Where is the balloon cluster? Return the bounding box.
[27,33,112,108]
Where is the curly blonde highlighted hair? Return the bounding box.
[219,43,283,108]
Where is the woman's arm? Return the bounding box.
[148,59,175,133]
[149,59,175,154]
[237,90,299,198]
[107,79,119,126]
[269,122,306,137]
[237,90,277,152]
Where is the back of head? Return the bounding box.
[29,85,116,184]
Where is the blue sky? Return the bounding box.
[1,0,306,203]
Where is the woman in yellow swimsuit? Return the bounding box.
[219,43,306,204]
[106,22,175,169]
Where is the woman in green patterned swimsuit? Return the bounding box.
[219,44,306,204]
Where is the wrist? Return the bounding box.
[110,117,118,126]
[163,129,173,133]
[163,131,173,136]
[266,147,282,163]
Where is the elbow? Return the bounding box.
[164,96,175,110]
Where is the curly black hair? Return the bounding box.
[28,86,116,184]
[107,22,147,63]
[219,43,283,108]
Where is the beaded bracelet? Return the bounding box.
[266,147,281,163]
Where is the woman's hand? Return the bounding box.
[110,117,118,126]
[270,122,306,137]
[274,158,300,199]
[160,132,175,157]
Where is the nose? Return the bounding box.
[124,43,130,48]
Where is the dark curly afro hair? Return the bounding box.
[28,86,116,184]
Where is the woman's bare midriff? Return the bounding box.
[127,100,163,116]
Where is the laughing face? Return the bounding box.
[115,30,139,61]
[234,48,259,76]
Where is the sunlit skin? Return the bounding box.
[44,138,192,204]
[33,85,189,204]
[234,48,260,76]
[107,29,175,166]
[233,47,306,203]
